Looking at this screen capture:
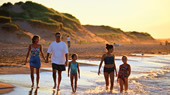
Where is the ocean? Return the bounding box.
[0,54,170,95]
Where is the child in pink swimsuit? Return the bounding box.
[117,56,131,93]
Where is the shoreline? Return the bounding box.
[0,42,169,94]
[0,62,97,94]
[0,55,170,94]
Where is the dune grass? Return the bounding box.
[0,1,81,33]
[0,16,11,23]
[125,31,154,40]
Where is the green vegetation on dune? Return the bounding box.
[0,16,11,23]
[0,16,18,31]
[1,23,19,31]
[84,25,122,33]
[84,25,154,42]
[0,1,155,43]
[0,1,81,34]
[125,31,154,40]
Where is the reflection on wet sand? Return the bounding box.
[29,88,39,95]
[52,89,60,95]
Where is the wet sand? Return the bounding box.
[0,83,14,94]
[0,42,169,94]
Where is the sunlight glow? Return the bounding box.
[0,0,170,38]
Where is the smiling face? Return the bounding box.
[55,33,61,42]
[34,38,39,44]
[32,36,40,44]
[73,55,78,60]
[122,56,128,63]
[72,54,78,61]
[108,48,113,53]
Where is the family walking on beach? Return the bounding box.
[24,32,131,93]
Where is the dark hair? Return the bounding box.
[55,32,61,36]
[122,56,127,59]
[32,35,39,44]
[71,54,77,59]
[106,44,113,50]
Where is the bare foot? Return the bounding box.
[106,86,109,90]
[53,85,56,89]
[72,89,75,93]
[31,83,34,88]
[57,88,60,91]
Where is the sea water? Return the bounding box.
[0,54,170,95]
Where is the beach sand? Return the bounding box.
[0,42,169,94]
[0,83,14,94]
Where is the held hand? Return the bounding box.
[98,70,100,75]
[44,59,46,63]
[65,61,68,66]
[116,73,118,77]
[68,73,69,77]
[23,61,27,65]
[45,59,48,63]
[23,62,26,65]
[117,78,120,83]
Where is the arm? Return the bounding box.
[65,53,68,66]
[98,54,105,75]
[77,63,80,78]
[46,43,52,63]
[128,64,131,77]
[113,55,117,77]
[64,42,68,66]
[24,45,31,65]
[40,45,45,61]
[68,62,71,77]
[117,66,121,82]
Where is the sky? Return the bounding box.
[0,0,170,39]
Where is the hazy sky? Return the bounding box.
[0,0,170,39]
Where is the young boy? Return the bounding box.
[117,56,131,93]
[68,54,80,93]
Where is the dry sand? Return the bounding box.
[0,82,14,94]
[0,42,169,94]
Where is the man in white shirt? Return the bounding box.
[45,32,68,90]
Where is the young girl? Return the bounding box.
[24,35,45,88]
[98,44,117,92]
[117,56,131,93]
[68,54,80,93]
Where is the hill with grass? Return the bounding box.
[0,1,106,44]
[84,25,155,43]
[0,1,155,44]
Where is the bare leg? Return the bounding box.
[36,68,40,88]
[57,71,62,90]
[75,74,78,92]
[52,69,57,89]
[124,78,128,92]
[110,72,114,91]
[70,74,75,92]
[30,66,34,87]
[119,78,123,93]
[104,72,109,90]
